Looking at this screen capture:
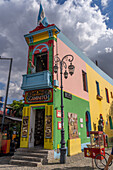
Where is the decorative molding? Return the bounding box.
[29,36,33,43]
[32,43,49,55]
[48,30,53,38]
[24,24,60,38]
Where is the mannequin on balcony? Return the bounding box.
[28,59,36,74]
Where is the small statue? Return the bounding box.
[98,114,104,131]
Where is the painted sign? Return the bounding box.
[68,113,79,139]
[22,116,29,138]
[64,92,72,100]
[25,89,53,104]
[45,115,52,138]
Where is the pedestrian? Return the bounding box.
[28,59,36,73]
[104,147,113,170]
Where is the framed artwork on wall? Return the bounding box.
[22,116,29,138]
[45,115,52,138]
[80,124,83,128]
[58,122,61,130]
[68,113,79,139]
[56,110,64,118]
[80,118,83,123]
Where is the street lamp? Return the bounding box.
[54,54,75,164]
[0,56,13,132]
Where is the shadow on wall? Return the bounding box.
[104,101,113,145]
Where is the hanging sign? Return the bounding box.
[24,89,53,104]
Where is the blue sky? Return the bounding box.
[0,0,113,103]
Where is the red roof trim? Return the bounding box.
[29,23,55,33]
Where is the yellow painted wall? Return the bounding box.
[86,64,113,138]
[68,138,82,156]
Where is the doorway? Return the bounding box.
[86,111,91,137]
[34,109,45,146]
[34,52,47,73]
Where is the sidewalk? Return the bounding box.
[0,148,112,170]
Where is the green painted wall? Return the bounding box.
[53,88,90,150]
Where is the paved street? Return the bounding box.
[0,148,112,170]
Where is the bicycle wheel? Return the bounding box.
[105,152,112,166]
[95,154,107,170]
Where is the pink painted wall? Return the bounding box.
[54,38,89,101]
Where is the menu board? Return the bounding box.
[22,116,29,138]
[68,113,79,139]
[45,115,52,139]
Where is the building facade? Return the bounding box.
[20,21,113,158]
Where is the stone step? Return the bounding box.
[17,148,49,154]
[12,155,43,163]
[14,151,48,158]
[10,159,42,167]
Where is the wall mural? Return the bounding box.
[45,115,52,138]
[68,113,79,139]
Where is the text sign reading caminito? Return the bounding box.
[25,89,53,104]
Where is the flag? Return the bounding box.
[37,3,49,27]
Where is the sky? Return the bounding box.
[0,0,113,103]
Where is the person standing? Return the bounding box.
[104,147,113,170]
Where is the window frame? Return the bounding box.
[82,70,88,92]
[96,81,100,96]
[105,88,110,103]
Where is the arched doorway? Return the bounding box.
[86,111,91,137]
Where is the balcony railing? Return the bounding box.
[21,70,52,91]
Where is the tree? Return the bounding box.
[10,100,24,118]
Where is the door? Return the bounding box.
[29,108,35,148]
[86,111,91,137]
[34,109,45,146]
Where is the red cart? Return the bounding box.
[84,131,110,169]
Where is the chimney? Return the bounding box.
[95,60,98,66]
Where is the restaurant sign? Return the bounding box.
[25,89,53,104]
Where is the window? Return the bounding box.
[34,52,47,73]
[82,71,88,92]
[96,81,100,96]
[105,88,109,103]
[109,116,113,129]
[86,111,91,137]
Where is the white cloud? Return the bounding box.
[0,0,113,102]
[101,0,108,7]
[105,47,112,53]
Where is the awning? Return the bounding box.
[5,115,22,122]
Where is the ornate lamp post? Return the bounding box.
[0,56,13,132]
[54,54,75,164]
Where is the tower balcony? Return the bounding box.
[21,70,52,91]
